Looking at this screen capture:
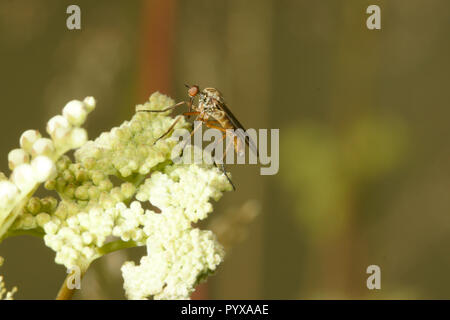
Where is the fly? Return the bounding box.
[138,84,258,190]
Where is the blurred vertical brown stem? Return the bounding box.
[138,0,176,99]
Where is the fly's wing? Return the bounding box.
[217,103,259,158]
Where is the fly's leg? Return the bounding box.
[177,113,207,152]
[210,136,236,191]
[222,133,239,190]
[204,122,237,190]
[138,101,186,113]
[206,120,221,126]
[204,122,243,157]
[153,115,183,145]
[153,111,201,145]
[187,98,194,115]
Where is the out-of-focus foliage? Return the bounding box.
[281,116,407,238]
[2,0,450,300]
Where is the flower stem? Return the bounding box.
[55,239,139,300]
[98,239,139,256]
[3,228,45,240]
[56,271,86,300]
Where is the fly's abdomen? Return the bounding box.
[217,116,234,131]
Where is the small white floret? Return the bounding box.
[69,128,88,148]
[19,130,41,153]
[63,100,87,126]
[0,181,19,207]
[83,96,96,112]
[11,164,35,192]
[31,156,57,182]
[8,149,29,170]
[31,138,55,157]
[47,116,70,135]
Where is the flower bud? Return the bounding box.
[11,164,35,192]
[8,148,29,170]
[69,128,88,148]
[63,100,87,126]
[31,138,55,157]
[31,156,57,182]
[20,130,41,153]
[0,181,19,207]
[47,116,70,138]
[83,96,96,113]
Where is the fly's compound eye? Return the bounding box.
[187,85,200,97]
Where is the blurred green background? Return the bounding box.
[1,0,450,299]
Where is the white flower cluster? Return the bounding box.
[136,161,232,222]
[75,93,188,178]
[28,161,228,290]
[122,162,230,300]
[0,97,95,239]
[1,92,231,300]
[0,256,17,300]
[42,202,146,271]
[122,229,223,300]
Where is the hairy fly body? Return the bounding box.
[139,85,258,190]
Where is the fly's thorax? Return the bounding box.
[197,87,233,127]
[200,88,225,107]
[202,88,224,102]
[201,102,227,122]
